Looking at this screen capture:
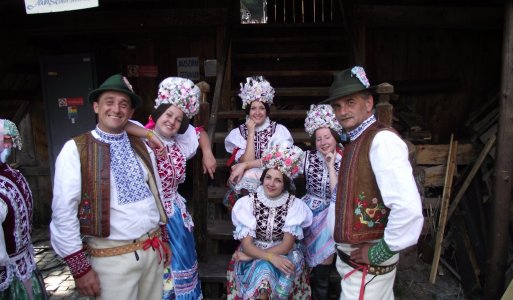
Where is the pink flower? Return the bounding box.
[284,158,292,166]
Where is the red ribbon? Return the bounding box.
[226,147,240,167]
[144,115,156,129]
[142,236,163,263]
[343,263,368,300]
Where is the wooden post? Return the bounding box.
[375,82,394,127]
[430,135,457,284]
[485,1,513,298]
[192,81,210,262]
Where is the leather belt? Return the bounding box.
[336,248,397,276]
[87,229,161,257]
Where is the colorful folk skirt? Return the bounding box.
[163,202,203,300]
[226,245,311,300]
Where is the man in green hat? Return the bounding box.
[325,66,423,299]
[50,74,171,300]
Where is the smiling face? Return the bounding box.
[263,168,285,198]
[93,91,134,134]
[155,105,184,139]
[248,101,268,126]
[330,92,373,132]
[315,127,337,156]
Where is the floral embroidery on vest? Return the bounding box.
[78,192,92,225]
[353,192,387,231]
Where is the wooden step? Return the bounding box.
[214,131,310,144]
[230,87,329,97]
[236,70,335,77]
[198,254,231,283]
[207,219,233,240]
[236,52,344,59]
[218,110,308,119]
[208,186,228,200]
[234,35,346,43]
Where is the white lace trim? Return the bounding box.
[256,186,289,208]
[245,116,271,132]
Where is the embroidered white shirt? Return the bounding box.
[50,130,161,258]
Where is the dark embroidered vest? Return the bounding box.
[73,132,165,238]
[0,164,32,255]
[239,121,278,159]
[252,192,293,243]
[333,122,395,244]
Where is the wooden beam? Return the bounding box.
[430,136,457,284]
[354,5,502,29]
[447,134,496,219]
[485,2,513,298]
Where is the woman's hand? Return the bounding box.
[233,250,253,262]
[229,162,247,184]
[202,151,217,179]
[268,253,295,275]
[246,119,256,134]
[325,152,335,169]
[147,132,166,156]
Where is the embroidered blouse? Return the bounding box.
[0,163,36,291]
[302,150,342,213]
[224,117,293,162]
[232,186,313,249]
[154,124,199,231]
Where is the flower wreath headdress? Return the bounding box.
[261,144,304,180]
[0,119,22,150]
[304,104,343,137]
[238,76,275,109]
[154,77,200,119]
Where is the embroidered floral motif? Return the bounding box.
[304,104,343,137]
[154,77,200,119]
[240,119,277,159]
[78,192,92,225]
[351,66,370,88]
[238,76,275,109]
[353,192,387,230]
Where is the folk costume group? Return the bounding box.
[42,65,423,300]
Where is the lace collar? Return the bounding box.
[347,115,376,141]
[153,130,176,146]
[256,185,289,208]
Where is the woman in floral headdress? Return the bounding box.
[0,119,48,300]
[126,77,215,300]
[301,104,343,299]
[224,76,293,208]
[226,145,313,300]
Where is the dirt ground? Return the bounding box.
[393,248,465,300]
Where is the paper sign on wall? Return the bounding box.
[25,0,98,14]
[177,57,200,81]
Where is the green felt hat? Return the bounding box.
[88,74,142,108]
[322,66,373,103]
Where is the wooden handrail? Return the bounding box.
[207,27,231,143]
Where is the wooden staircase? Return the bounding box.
[196,3,355,298]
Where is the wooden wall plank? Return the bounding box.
[416,144,476,165]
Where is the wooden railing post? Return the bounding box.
[375,82,394,127]
[192,81,210,262]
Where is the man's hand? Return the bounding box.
[349,243,373,265]
[75,269,101,297]
[161,242,172,267]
